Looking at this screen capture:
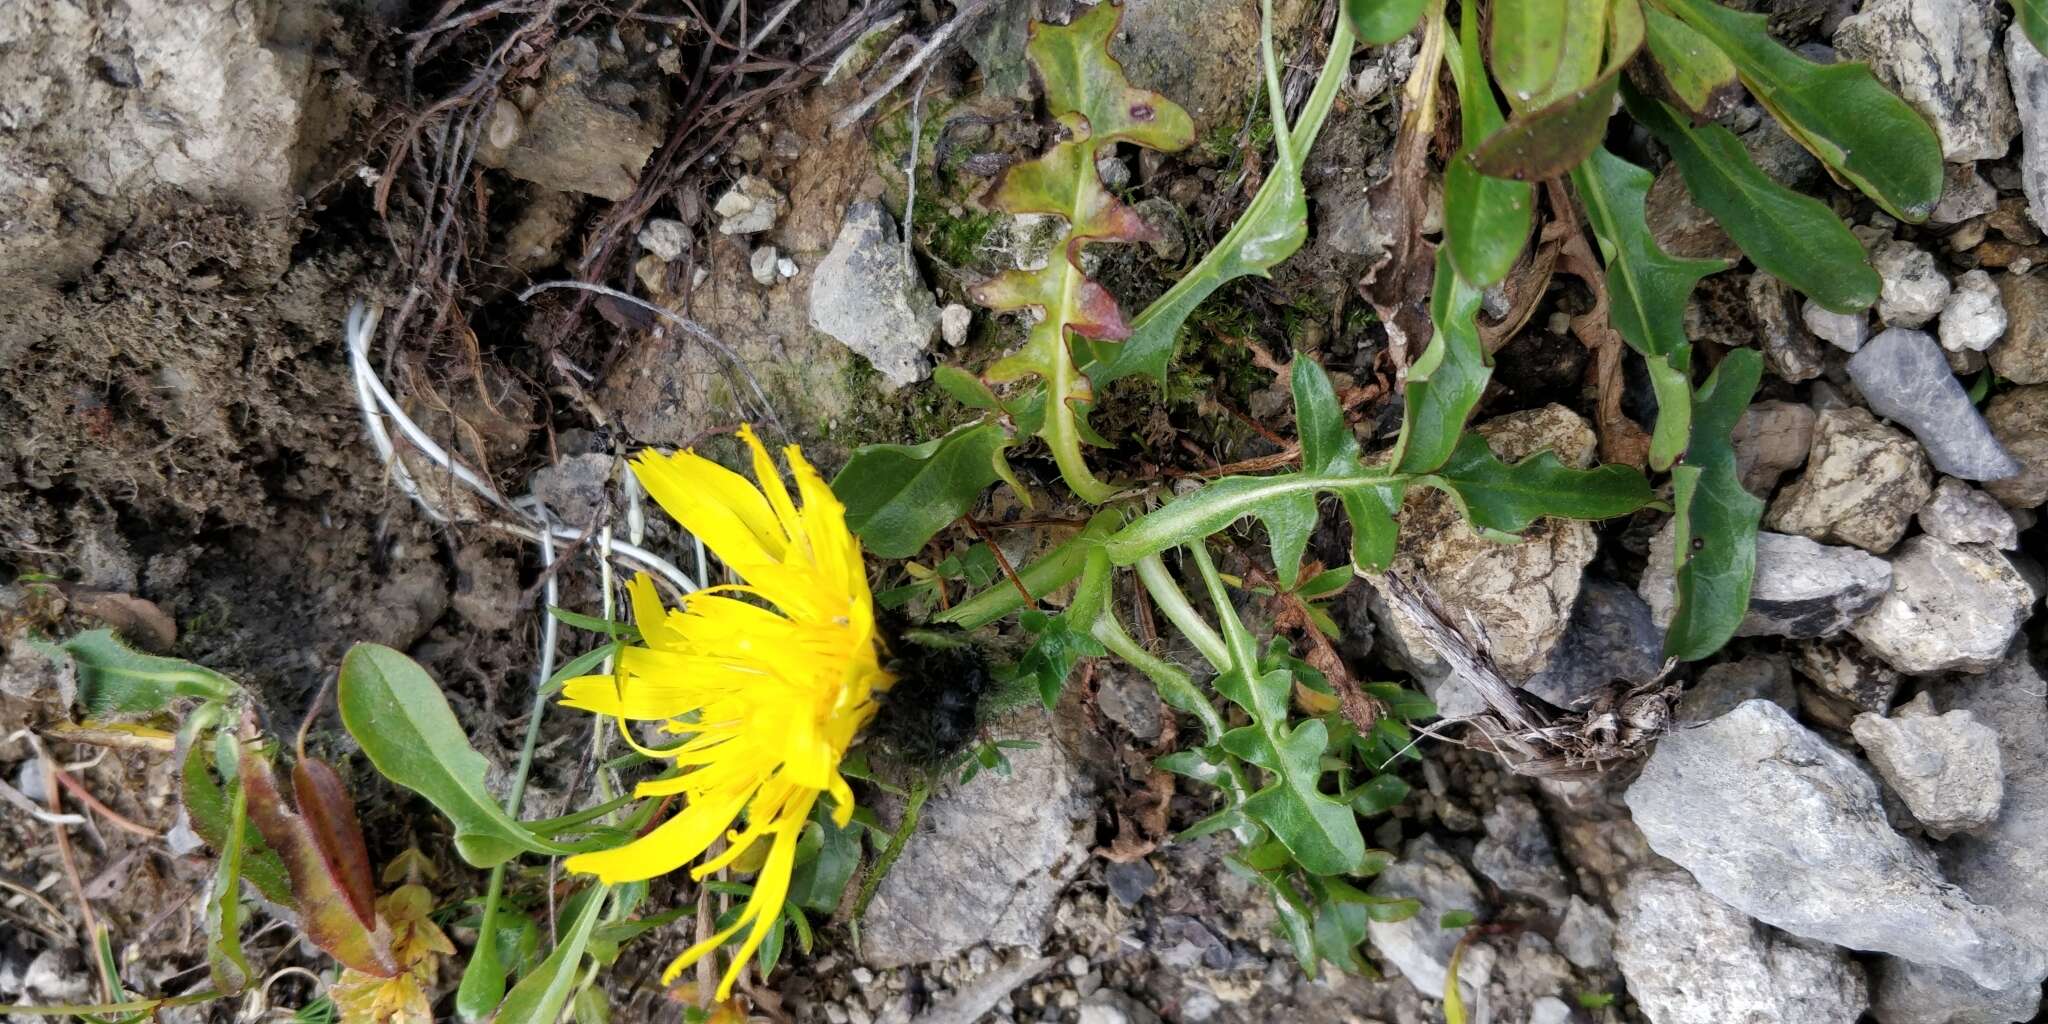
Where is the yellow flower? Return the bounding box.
[559,425,893,998]
[331,885,454,1024]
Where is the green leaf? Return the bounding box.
[833,420,1011,559]
[1469,0,1643,182]
[788,811,862,914]
[182,741,294,905]
[1442,8,1533,286]
[1640,4,1739,117]
[1350,773,1411,815]
[967,1,1195,502]
[1191,545,1367,876]
[1345,0,1428,44]
[1624,85,1879,314]
[336,644,571,867]
[32,629,236,718]
[938,510,1121,629]
[1571,146,1731,469]
[1104,469,1406,578]
[1662,350,1766,661]
[1440,909,1477,929]
[491,885,609,1024]
[240,749,397,977]
[1391,250,1489,475]
[1423,433,1655,535]
[205,766,254,995]
[2019,0,2048,62]
[933,365,1000,409]
[1657,0,1943,222]
[1489,0,1606,113]
[1099,9,1356,385]
[1014,607,1107,708]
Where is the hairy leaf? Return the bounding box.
[1423,434,1655,536]
[182,741,294,904]
[1392,251,1489,475]
[1572,146,1730,469]
[240,749,398,977]
[1345,0,1429,44]
[1624,85,1879,313]
[833,420,1013,558]
[1658,0,1942,222]
[1663,350,1765,661]
[33,629,236,719]
[1100,9,1355,386]
[490,886,609,1024]
[1442,8,1533,286]
[1191,545,1367,876]
[1469,0,1643,181]
[968,1,1193,502]
[1640,4,1739,117]
[938,510,1121,629]
[337,644,570,867]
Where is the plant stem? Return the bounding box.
[853,777,931,921]
[1090,612,1225,745]
[1133,554,1229,669]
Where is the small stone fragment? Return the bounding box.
[1680,655,1799,724]
[1752,273,1824,381]
[1850,536,2036,675]
[1472,794,1570,912]
[1766,406,1933,552]
[1795,638,1903,731]
[1642,527,1891,639]
[1920,477,2021,548]
[1615,870,1868,1024]
[1930,163,2000,226]
[1941,269,2008,352]
[1852,693,2004,837]
[750,245,779,285]
[940,303,972,348]
[1847,327,2019,481]
[1522,577,1664,711]
[713,174,784,235]
[1625,701,2043,990]
[1871,240,1953,328]
[1990,271,2048,383]
[1983,385,2048,507]
[1731,399,1817,496]
[1804,300,1871,353]
[808,201,941,390]
[1557,895,1616,970]
[1367,836,1488,999]
[1833,0,2017,162]
[636,218,690,262]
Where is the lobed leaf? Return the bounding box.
[1657,0,1942,222]
[1442,8,1534,286]
[336,644,571,868]
[833,421,1015,559]
[1571,146,1730,469]
[1422,433,1655,535]
[1623,84,1879,313]
[33,629,236,719]
[1639,4,1740,117]
[1662,349,1765,661]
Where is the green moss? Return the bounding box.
[925,209,1003,268]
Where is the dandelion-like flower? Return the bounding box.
[559,425,893,997]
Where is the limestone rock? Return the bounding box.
[1794,638,1903,731]
[2008,30,2048,232]
[1472,795,1570,912]
[1931,163,2000,226]
[1870,240,1952,328]
[1366,835,1488,1000]
[1614,870,1868,1024]
[1752,273,1824,381]
[1847,327,2017,481]
[713,174,785,235]
[808,202,940,390]
[636,219,690,262]
[1625,700,2043,990]
[1642,526,1891,639]
[474,39,664,200]
[1731,400,1816,496]
[1850,537,2036,674]
[1557,895,1616,970]
[1852,693,2004,836]
[1766,407,1933,552]
[1920,477,2022,548]
[1833,0,2016,161]
[1989,271,2048,383]
[1941,270,2008,353]
[1804,300,1871,353]
[1521,578,1663,711]
[1983,385,2048,507]
[1679,655,1799,724]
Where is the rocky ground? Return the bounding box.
[4,0,2048,1023]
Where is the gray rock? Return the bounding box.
[939,303,971,348]
[1804,300,1871,353]
[473,39,665,200]
[1527,996,1573,1024]
[1930,164,2000,227]
[1472,795,1570,912]
[1613,870,1868,1024]
[1642,525,1891,639]
[749,245,779,286]
[1680,655,1799,724]
[1941,270,2008,353]
[1983,385,2048,507]
[1732,400,1817,497]
[1871,240,1953,328]
[1624,700,2043,989]
[1752,273,1824,381]
[808,202,940,390]
[861,713,1093,966]
[1367,835,1488,1000]
[1990,272,2048,383]
[1834,0,2016,162]
[1557,895,1616,970]
[713,174,784,235]
[636,218,690,262]
[2008,31,2048,232]
[1767,406,1934,551]
[1875,642,2048,1022]
[1852,693,2004,836]
[1851,537,2036,674]
[1920,477,2022,548]
[527,453,612,527]
[1795,638,1904,731]
[1077,991,1162,1024]
[1847,327,2019,481]
[1522,578,1664,710]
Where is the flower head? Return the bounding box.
[559,425,892,997]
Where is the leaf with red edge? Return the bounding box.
[1031,3,1195,153]
[293,757,379,927]
[241,749,398,978]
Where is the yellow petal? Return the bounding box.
[562,785,751,883]
[632,449,784,570]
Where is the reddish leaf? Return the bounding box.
[241,750,398,977]
[293,757,379,926]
